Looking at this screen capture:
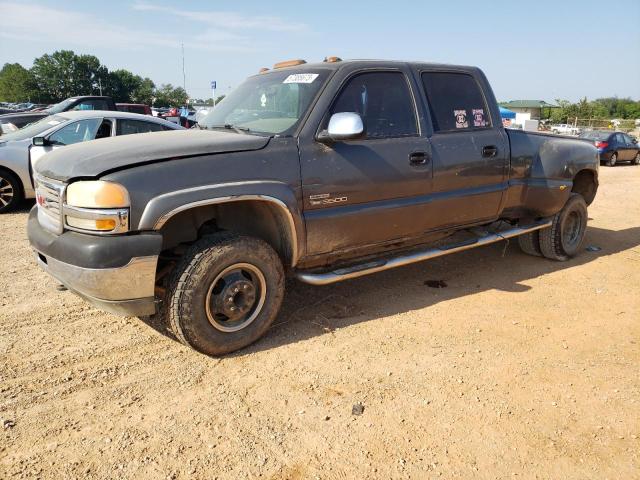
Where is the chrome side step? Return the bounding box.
[295,221,552,286]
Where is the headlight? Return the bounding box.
[64,181,130,234]
[66,181,130,208]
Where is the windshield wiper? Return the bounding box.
[206,124,250,134]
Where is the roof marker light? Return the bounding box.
[273,59,306,69]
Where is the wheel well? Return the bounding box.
[158,200,296,266]
[572,169,597,205]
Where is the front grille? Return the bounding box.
[34,175,66,234]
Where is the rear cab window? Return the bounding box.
[420,72,492,133]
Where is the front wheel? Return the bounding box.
[632,152,640,165]
[539,193,588,261]
[607,152,617,167]
[164,233,285,356]
[0,170,23,213]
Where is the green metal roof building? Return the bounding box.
[499,100,559,120]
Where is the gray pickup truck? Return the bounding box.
[28,59,599,355]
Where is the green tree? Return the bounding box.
[31,50,107,102]
[106,69,142,102]
[133,77,155,105]
[153,84,188,107]
[0,63,37,102]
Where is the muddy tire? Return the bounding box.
[517,230,542,256]
[539,194,588,261]
[164,233,285,356]
[0,169,23,214]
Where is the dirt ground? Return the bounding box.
[1,166,639,480]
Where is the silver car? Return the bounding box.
[0,110,184,213]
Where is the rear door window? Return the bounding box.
[116,119,165,136]
[421,72,491,132]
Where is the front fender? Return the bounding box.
[137,181,304,265]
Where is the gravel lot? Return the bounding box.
[1,166,639,479]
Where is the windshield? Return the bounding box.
[200,69,330,135]
[0,115,68,142]
[47,99,76,114]
[579,131,610,141]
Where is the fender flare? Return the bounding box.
[137,181,304,265]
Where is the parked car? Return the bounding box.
[0,111,184,212]
[28,59,599,356]
[578,130,640,166]
[0,96,118,129]
[0,122,18,136]
[116,103,152,115]
[551,124,580,135]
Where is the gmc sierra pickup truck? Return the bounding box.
[27,59,599,356]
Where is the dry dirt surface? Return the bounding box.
[1,166,639,480]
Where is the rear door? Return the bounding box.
[419,70,509,227]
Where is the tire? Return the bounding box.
[539,193,588,261]
[632,152,640,165]
[0,169,23,213]
[517,230,542,256]
[607,152,617,167]
[552,130,559,134]
[164,233,285,356]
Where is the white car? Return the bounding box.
[551,124,580,135]
[0,111,184,213]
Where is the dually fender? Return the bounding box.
[137,181,304,266]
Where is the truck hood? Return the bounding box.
[35,129,271,181]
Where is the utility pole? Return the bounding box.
[98,78,103,96]
[181,43,186,99]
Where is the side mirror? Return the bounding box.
[32,136,50,147]
[319,112,365,143]
[632,138,638,144]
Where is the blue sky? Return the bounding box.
[1,0,639,102]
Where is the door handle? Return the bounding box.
[482,145,498,158]
[409,151,429,165]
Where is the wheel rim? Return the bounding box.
[610,153,616,165]
[0,175,14,207]
[205,262,267,332]
[562,210,583,251]
[635,153,640,164]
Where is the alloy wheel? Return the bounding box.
[0,175,14,208]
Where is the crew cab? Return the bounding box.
[27,59,599,356]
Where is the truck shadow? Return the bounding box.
[140,225,640,356]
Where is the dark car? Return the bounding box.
[116,103,152,115]
[28,58,599,356]
[0,96,118,129]
[579,130,640,166]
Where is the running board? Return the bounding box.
[295,221,552,286]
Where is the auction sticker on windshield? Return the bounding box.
[283,73,319,84]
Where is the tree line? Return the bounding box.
[0,50,189,107]
[549,97,640,122]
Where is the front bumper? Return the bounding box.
[27,207,162,316]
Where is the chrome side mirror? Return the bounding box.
[321,112,365,142]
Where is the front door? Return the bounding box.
[299,70,433,256]
[30,118,112,169]
[419,71,509,227]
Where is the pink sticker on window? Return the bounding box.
[454,110,468,129]
[473,109,487,127]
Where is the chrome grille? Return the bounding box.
[34,175,66,234]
